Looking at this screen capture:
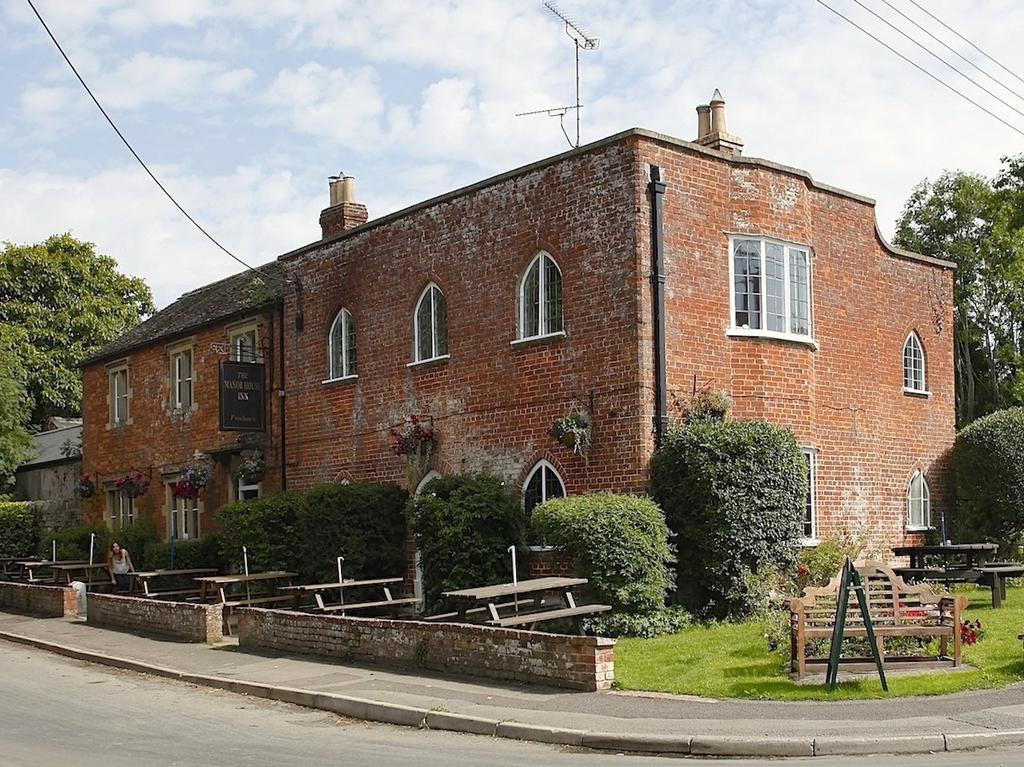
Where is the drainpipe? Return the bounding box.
[276,297,287,489]
[649,165,669,447]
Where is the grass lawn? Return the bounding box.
[614,585,1024,700]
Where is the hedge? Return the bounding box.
[216,482,408,581]
[410,473,526,612]
[530,493,674,614]
[650,420,806,619]
[955,407,1024,552]
[0,501,40,558]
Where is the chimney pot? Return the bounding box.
[321,173,368,239]
[709,89,727,134]
[695,88,743,155]
[696,104,711,140]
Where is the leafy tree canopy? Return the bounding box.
[0,329,33,492]
[0,234,154,423]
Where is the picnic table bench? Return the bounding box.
[892,544,1022,608]
[441,576,610,633]
[787,561,967,679]
[280,577,417,615]
[0,557,37,580]
[50,563,114,590]
[131,568,219,599]
[10,560,87,583]
[195,572,297,635]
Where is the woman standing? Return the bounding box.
[107,541,135,592]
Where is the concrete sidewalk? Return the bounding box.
[2,612,1024,758]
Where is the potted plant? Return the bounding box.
[390,414,437,486]
[173,456,211,499]
[676,388,732,424]
[549,410,592,456]
[235,451,266,484]
[115,472,150,499]
[74,474,95,499]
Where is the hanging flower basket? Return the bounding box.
[115,472,151,499]
[234,451,266,484]
[549,410,592,456]
[390,414,437,487]
[173,457,210,499]
[74,474,95,499]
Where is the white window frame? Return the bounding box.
[902,331,929,395]
[167,482,203,541]
[522,460,566,514]
[229,326,260,363]
[237,476,262,502]
[168,343,195,412]
[107,363,131,427]
[727,235,817,348]
[516,251,565,342]
[801,449,818,546]
[106,488,134,528]
[410,283,450,365]
[907,470,931,531]
[325,308,358,382]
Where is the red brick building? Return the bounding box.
[79,264,284,540]
[81,93,955,560]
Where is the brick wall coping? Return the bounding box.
[87,592,223,643]
[277,128,951,272]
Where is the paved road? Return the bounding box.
[2,644,1024,767]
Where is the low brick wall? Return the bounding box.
[87,593,223,643]
[237,609,615,691]
[0,581,77,618]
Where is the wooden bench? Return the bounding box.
[487,603,611,631]
[221,595,296,609]
[423,598,539,622]
[787,561,967,680]
[318,597,420,615]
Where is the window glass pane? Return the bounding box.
[543,256,563,334]
[330,314,345,377]
[433,288,448,357]
[802,452,815,539]
[345,311,357,375]
[789,249,810,335]
[904,335,924,390]
[523,470,544,516]
[733,240,761,329]
[522,260,540,338]
[765,243,786,332]
[544,467,565,500]
[416,292,433,360]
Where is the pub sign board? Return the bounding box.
[219,361,265,431]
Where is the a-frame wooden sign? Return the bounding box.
[826,558,889,692]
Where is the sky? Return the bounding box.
[2,0,1023,308]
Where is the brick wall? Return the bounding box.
[526,548,574,579]
[87,593,223,643]
[0,582,77,618]
[80,307,282,540]
[237,608,615,691]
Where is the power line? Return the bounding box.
[907,0,1024,90]
[24,0,258,275]
[850,0,1024,122]
[880,0,1024,105]
[813,0,1024,139]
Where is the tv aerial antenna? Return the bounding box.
[517,2,599,148]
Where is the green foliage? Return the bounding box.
[53,523,110,562]
[955,407,1024,551]
[297,482,408,582]
[585,606,691,639]
[0,501,40,557]
[792,537,862,593]
[650,420,807,620]
[147,535,225,572]
[530,493,675,615]
[0,333,33,492]
[410,473,526,611]
[673,389,732,424]
[216,482,408,579]
[108,516,162,569]
[0,233,155,422]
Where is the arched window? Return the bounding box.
[907,470,930,530]
[414,284,448,362]
[519,252,563,340]
[903,332,926,393]
[327,309,356,380]
[523,460,566,517]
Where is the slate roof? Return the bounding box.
[18,423,83,469]
[82,261,283,366]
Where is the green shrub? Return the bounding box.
[108,516,162,569]
[53,523,110,562]
[410,473,526,611]
[650,420,807,619]
[0,501,40,557]
[216,490,305,573]
[585,606,691,638]
[530,493,675,615]
[146,534,225,572]
[792,537,860,593]
[955,407,1024,553]
[297,482,408,583]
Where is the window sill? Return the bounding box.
[902,387,931,398]
[322,375,358,385]
[726,328,819,350]
[106,419,133,430]
[800,538,821,548]
[522,544,558,553]
[906,526,934,533]
[407,354,451,369]
[511,331,566,348]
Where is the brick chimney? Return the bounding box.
[319,175,368,239]
[695,89,743,155]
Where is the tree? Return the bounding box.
[0,234,154,423]
[893,168,1024,425]
[0,330,33,492]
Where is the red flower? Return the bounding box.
[797,566,809,576]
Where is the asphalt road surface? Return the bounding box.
[2,643,1024,767]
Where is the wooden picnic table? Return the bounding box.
[893,543,999,571]
[441,576,610,631]
[11,560,87,583]
[893,543,1020,608]
[280,577,416,614]
[50,562,113,588]
[194,571,298,635]
[131,568,219,599]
